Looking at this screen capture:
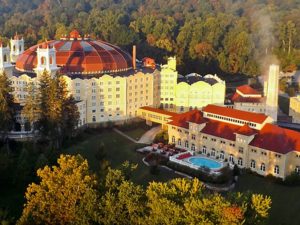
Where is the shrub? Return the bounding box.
[284,172,300,186]
[166,161,233,184]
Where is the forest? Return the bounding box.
[0,0,300,76]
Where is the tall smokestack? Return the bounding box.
[132,45,136,70]
[266,64,279,122]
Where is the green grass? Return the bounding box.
[62,129,179,185]
[122,127,149,141]
[235,172,300,225]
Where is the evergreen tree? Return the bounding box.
[22,81,40,131]
[0,72,15,136]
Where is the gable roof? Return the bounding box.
[202,104,268,124]
[250,123,300,154]
[237,85,261,95]
[236,124,257,136]
[168,110,208,129]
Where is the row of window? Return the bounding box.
[205,113,257,128]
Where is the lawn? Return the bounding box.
[235,172,300,225]
[62,129,179,185]
[122,127,149,141]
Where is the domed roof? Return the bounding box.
[15,30,133,76]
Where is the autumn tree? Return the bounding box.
[17,154,99,225]
[0,72,15,136]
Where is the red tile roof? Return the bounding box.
[236,124,257,136]
[167,107,300,154]
[237,85,261,95]
[202,104,268,124]
[201,119,240,141]
[250,123,300,154]
[168,110,208,129]
[139,106,178,117]
[231,92,264,103]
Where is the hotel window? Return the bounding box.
[178,139,181,146]
[229,154,234,164]
[116,81,120,85]
[191,144,196,151]
[250,160,256,169]
[108,81,112,85]
[75,83,80,86]
[76,90,80,93]
[238,147,243,153]
[172,136,175,143]
[211,149,216,157]
[116,87,120,91]
[202,146,207,154]
[261,163,266,172]
[92,116,96,122]
[92,82,96,86]
[238,158,243,166]
[295,166,300,174]
[92,96,96,100]
[185,141,189,148]
[274,165,279,175]
[92,89,96,93]
[220,151,224,160]
[192,134,196,140]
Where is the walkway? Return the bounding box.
[113,126,162,144]
[113,128,138,143]
[137,126,161,144]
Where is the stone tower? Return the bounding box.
[34,42,59,78]
[265,64,279,121]
[10,33,24,63]
[0,42,13,76]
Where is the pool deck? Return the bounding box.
[169,152,227,174]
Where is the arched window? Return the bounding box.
[274,165,279,175]
[220,151,224,160]
[49,56,53,65]
[295,166,300,174]
[250,160,256,169]
[41,56,46,65]
[185,141,189,148]
[13,45,16,52]
[178,139,181,146]
[229,154,234,164]
[180,106,184,112]
[171,136,175,143]
[92,116,96,122]
[238,157,243,166]
[165,103,168,108]
[202,146,207,154]
[211,148,216,157]
[3,54,7,62]
[191,144,195,151]
[261,163,266,172]
[19,45,22,52]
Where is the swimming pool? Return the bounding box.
[188,157,222,170]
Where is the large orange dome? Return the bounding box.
[15,31,133,76]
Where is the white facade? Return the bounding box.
[265,64,279,121]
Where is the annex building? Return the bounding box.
[0,30,225,131]
[138,104,300,179]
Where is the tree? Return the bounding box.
[22,81,40,131]
[0,72,15,136]
[17,154,99,225]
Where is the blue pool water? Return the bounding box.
[188,157,222,169]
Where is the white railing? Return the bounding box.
[169,152,226,175]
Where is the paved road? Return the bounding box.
[138,126,161,144]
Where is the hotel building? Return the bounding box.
[138,104,300,179]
